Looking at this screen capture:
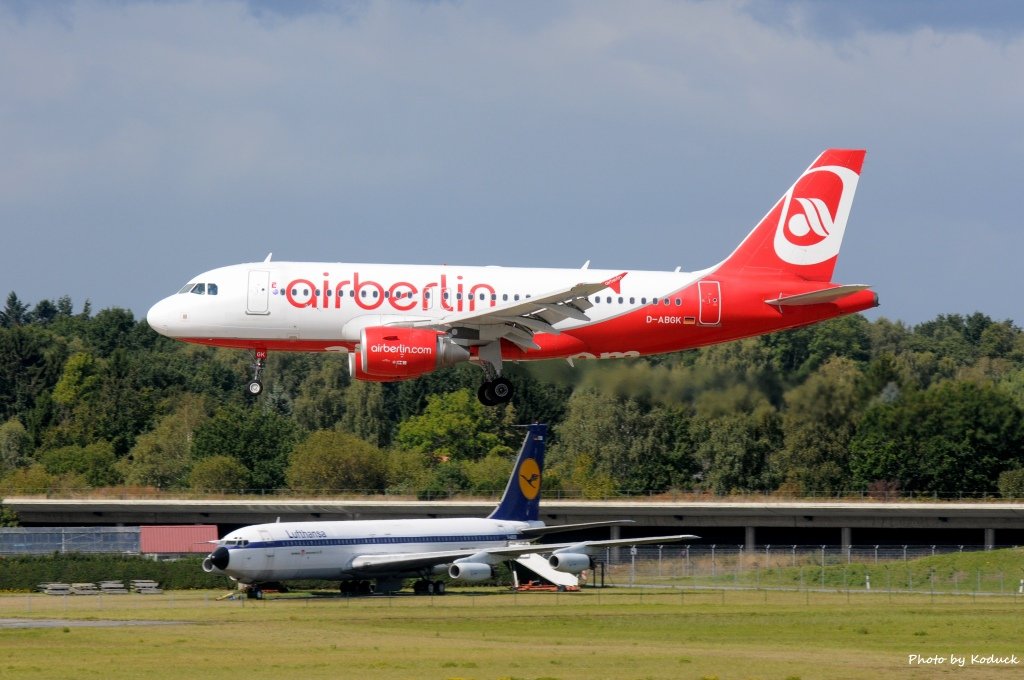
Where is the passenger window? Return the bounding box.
[191,283,206,295]
[675,298,681,306]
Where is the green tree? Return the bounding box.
[549,389,643,483]
[286,430,387,494]
[192,404,298,490]
[395,389,516,463]
[189,455,250,493]
[117,395,210,490]
[462,447,518,494]
[693,407,782,494]
[0,325,66,422]
[0,292,29,327]
[620,405,695,493]
[850,380,1024,495]
[51,352,100,407]
[0,463,87,494]
[338,380,391,447]
[85,308,139,357]
[773,357,868,494]
[38,442,121,488]
[998,469,1024,498]
[47,349,156,455]
[293,356,350,431]
[0,417,31,476]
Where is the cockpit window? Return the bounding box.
[177,282,218,295]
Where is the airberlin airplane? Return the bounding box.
[147,149,877,405]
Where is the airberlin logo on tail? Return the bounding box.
[773,165,859,266]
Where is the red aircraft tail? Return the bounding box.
[715,149,865,282]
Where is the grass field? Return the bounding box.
[2,587,1022,679]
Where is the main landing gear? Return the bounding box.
[477,377,514,406]
[476,342,514,406]
[340,580,374,596]
[412,579,446,595]
[246,349,267,397]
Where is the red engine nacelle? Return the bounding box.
[348,326,470,381]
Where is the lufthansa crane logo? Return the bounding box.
[773,164,859,266]
[518,458,541,500]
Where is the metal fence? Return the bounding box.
[0,527,140,555]
[594,544,1024,596]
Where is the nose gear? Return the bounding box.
[247,350,267,397]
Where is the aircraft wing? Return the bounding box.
[405,272,627,351]
[347,532,697,575]
[518,520,636,538]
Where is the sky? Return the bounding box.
[2,0,1023,326]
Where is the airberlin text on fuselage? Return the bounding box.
[277,272,497,313]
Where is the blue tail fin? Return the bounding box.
[487,424,547,522]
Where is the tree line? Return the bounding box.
[2,289,1024,501]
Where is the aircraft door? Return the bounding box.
[247,270,271,315]
[257,529,275,577]
[698,280,721,326]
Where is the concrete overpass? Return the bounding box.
[5,497,1024,549]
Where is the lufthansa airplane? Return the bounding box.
[202,424,696,596]
[148,149,877,404]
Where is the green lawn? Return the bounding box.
[1,588,1022,679]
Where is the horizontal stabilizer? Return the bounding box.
[765,284,872,307]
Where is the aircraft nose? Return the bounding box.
[146,297,178,336]
[203,546,230,573]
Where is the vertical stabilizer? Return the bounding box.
[488,424,547,522]
[714,149,865,282]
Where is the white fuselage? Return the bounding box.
[216,517,539,583]
[147,261,709,358]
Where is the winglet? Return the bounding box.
[488,424,547,522]
[602,272,627,295]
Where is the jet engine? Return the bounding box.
[548,552,592,574]
[448,562,494,582]
[349,326,469,381]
